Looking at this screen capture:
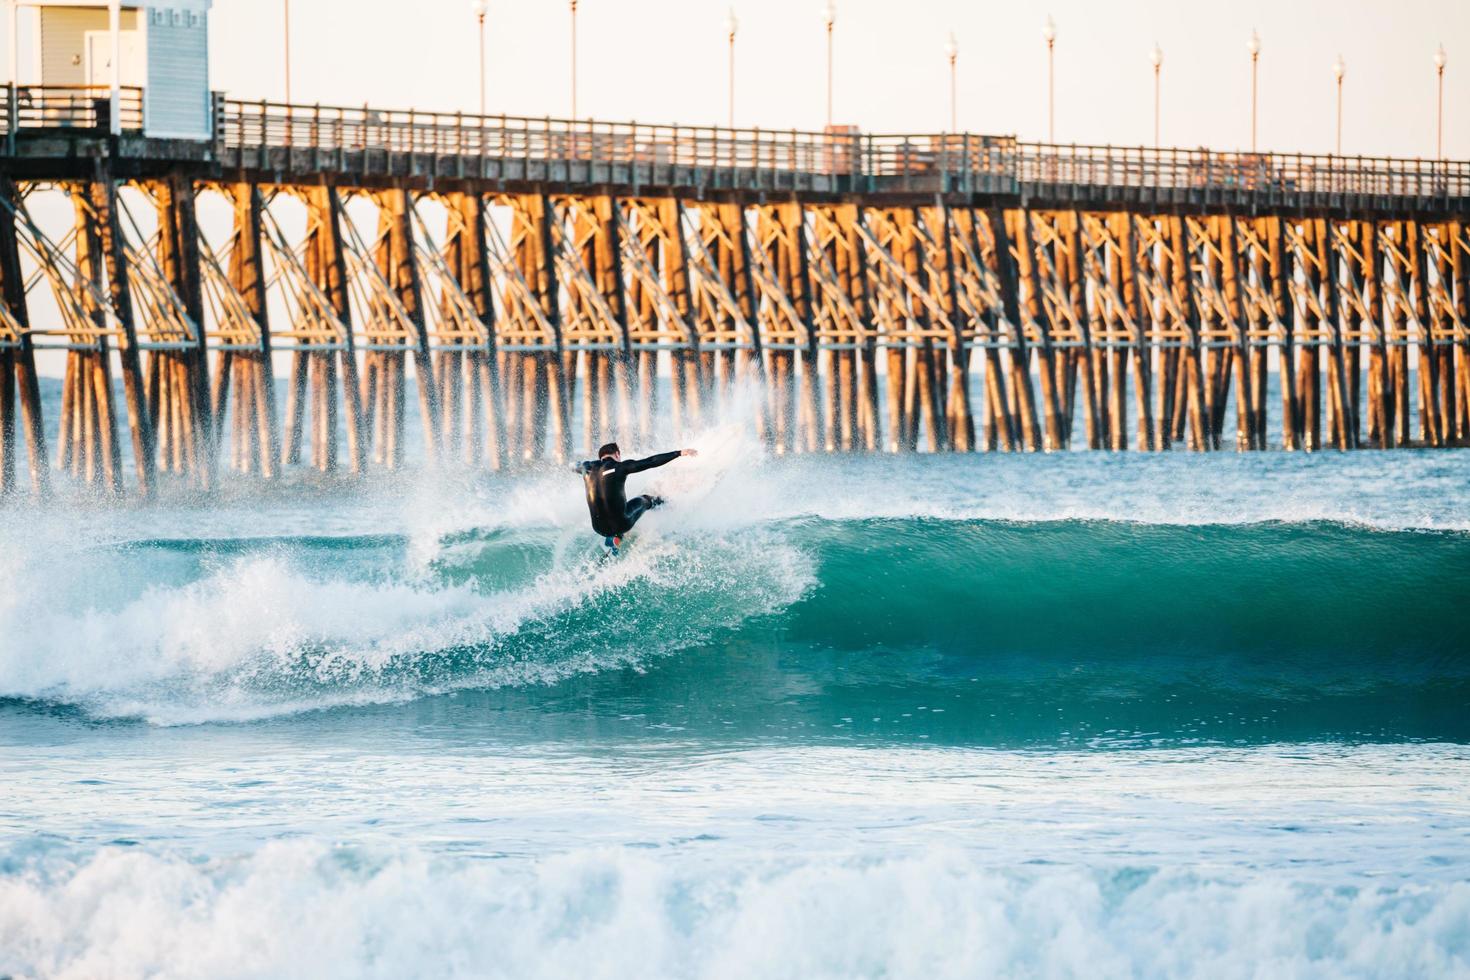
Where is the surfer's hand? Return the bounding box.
[681,448,699,457]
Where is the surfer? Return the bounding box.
[575,442,698,553]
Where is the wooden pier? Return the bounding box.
[2,87,1469,497]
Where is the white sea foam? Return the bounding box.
[0,489,814,724]
[0,839,1465,980]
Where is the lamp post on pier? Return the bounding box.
[1247,29,1261,153]
[283,0,292,103]
[822,0,836,128]
[1332,54,1344,156]
[1043,14,1056,142]
[725,7,738,129]
[106,0,120,133]
[1435,44,1447,161]
[1150,42,1163,149]
[8,0,18,89]
[471,0,487,116]
[570,0,579,121]
[944,31,958,133]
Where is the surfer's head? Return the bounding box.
[598,442,621,461]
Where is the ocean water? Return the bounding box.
[2,402,1469,977]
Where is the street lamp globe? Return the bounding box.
[821,1,835,29]
[1434,44,1447,71]
[1247,29,1261,58]
[470,0,486,16]
[1150,42,1163,69]
[944,32,958,62]
[724,7,738,39]
[1333,54,1345,82]
[1042,14,1056,45]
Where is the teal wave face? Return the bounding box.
[391,517,1466,748]
[697,517,1470,746]
[2,516,1467,741]
[784,517,1468,664]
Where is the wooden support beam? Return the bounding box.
[1430,223,1460,445]
[0,348,12,494]
[659,198,702,437]
[1453,221,1470,445]
[1383,225,1409,447]
[989,209,1040,451]
[1265,216,1299,450]
[1013,211,1063,450]
[1360,221,1391,449]
[529,194,568,461]
[87,176,154,493]
[228,183,280,477]
[1105,218,1128,452]
[0,179,49,496]
[778,202,822,453]
[156,174,212,485]
[957,208,1014,451]
[1342,222,1364,450]
[379,188,443,465]
[1061,212,1096,451]
[1297,221,1323,451]
[307,185,368,473]
[1152,217,1178,450]
[72,188,122,492]
[934,206,974,451]
[595,196,636,446]
[455,191,507,468]
[1199,217,1227,450]
[1246,219,1269,450]
[1404,220,1440,446]
[1314,218,1356,450]
[834,204,878,452]
[1166,214,1209,451]
[895,208,942,452]
[1117,213,1152,449]
[1219,214,1255,451]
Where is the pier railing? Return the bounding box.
[1009,143,1467,200]
[212,98,1470,202]
[2,87,1465,203]
[0,84,145,137]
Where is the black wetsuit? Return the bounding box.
[575,451,680,537]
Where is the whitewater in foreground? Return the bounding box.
[1,411,1468,978]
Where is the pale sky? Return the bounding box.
[200,0,1468,160]
[1,1,1465,158]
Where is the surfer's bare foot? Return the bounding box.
[681,448,699,457]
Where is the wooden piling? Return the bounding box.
[1404,220,1440,446]
[1452,221,1470,445]
[86,178,154,493]
[1117,212,1154,451]
[1014,211,1064,450]
[938,207,975,451]
[1166,215,1209,451]
[227,183,280,477]
[0,180,48,496]
[1219,215,1255,451]
[1315,218,1356,450]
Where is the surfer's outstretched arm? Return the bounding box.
[617,448,697,474]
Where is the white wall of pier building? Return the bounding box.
[13,0,212,139]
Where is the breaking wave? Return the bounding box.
[1,839,1466,980]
